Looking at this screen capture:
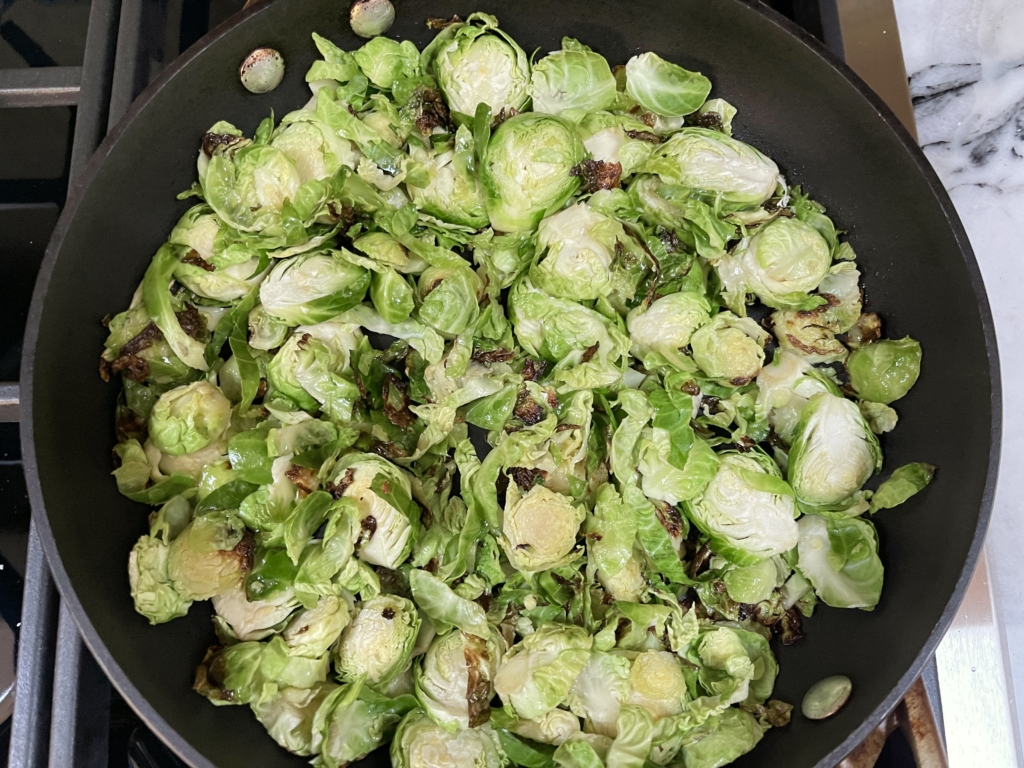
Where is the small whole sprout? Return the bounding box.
[349,0,395,39]
[148,381,231,457]
[335,594,421,688]
[240,47,285,94]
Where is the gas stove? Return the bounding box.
[0,0,953,766]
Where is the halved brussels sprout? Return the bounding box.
[676,708,767,768]
[428,13,530,117]
[627,292,711,371]
[796,514,883,609]
[689,626,778,707]
[252,683,337,756]
[391,709,505,768]
[167,510,252,601]
[494,623,592,720]
[626,651,688,721]
[248,305,292,351]
[642,128,780,211]
[271,115,358,183]
[407,137,489,229]
[755,350,841,443]
[174,256,267,302]
[480,113,586,233]
[723,557,785,605]
[414,628,503,729]
[260,250,370,325]
[577,113,659,178]
[685,451,798,566]
[266,325,361,420]
[531,202,646,303]
[315,683,418,767]
[327,453,419,569]
[282,595,350,658]
[212,584,297,641]
[624,52,711,119]
[847,337,922,404]
[564,651,631,737]
[717,217,832,312]
[501,484,585,573]
[531,38,616,118]
[335,595,421,687]
[202,142,304,233]
[416,265,483,338]
[690,311,769,386]
[128,496,194,624]
[788,393,882,507]
[148,381,231,457]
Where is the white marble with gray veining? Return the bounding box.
[894,0,1024,754]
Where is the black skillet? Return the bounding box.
[20,0,1000,765]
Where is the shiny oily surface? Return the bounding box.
[239,47,285,93]
[802,675,854,720]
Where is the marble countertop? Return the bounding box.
[893,0,1024,760]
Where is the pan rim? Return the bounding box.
[19,0,1001,766]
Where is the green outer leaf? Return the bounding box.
[495,729,557,768]
[228,427,274,485]
[870,462,935,513]
[124,474,196,505]
[143,244,208,370]
[627,485,690,585]
[408,568,490,637]
[625,52,711,117]
[194,480,260,514]
[284,491,335,564]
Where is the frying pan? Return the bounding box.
[20,0,1000,765]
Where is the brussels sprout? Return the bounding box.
[335,595,421,687]
[514,708,582,746]
[128,497,194,624]
[315,683,418,767]
[407,142,489,230]
[718,217,832,312]
[860,400,898,435]
[625,651,688,721]
[353,36,419,89]
[627,292,711,371]
[690,626,778,707]
[353,231,424,273]
[174,256,267,304]
[494,623,592,720]
[690,311,769,386]
[350,0,395,39]
[212,584,297,641]
[847,337,922,405]
[589,484,640,582]
[624,52,711,119]
[271,116,358,183]
[553,735,612,767]
[816,261,863,333]
[260,250,370,325]
[391,709,506,768]
[252,683,337,756]
[480,113,586,233]
[598,553,647,603]
[685,451,797,566]
[795,514,883,609]
[169,204,248,270]
[501,484,585,573]
[428,13,530,117]
[202,141,304,233]
[635,394,720,507]
[148,381,231,457]
[266,327,361,420]
[416,265,483,337]
[628,174,736,261]
[770,306,847,365]
[755,350,840,443]
[565,652,632,737]
[531,202,647,303]
[676,708,767,768]
[642,128,780,211]
[577,113,659,179]
[414,628,503,729]
[248,305,292,351]
[509,277,631,390]
[167,510,252,601]
[327,454,419,569]
[723,558,785,605]
[282,595,350,658]
[370,267,416,324]
[788,393,882,507]
[531,38,616,118]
